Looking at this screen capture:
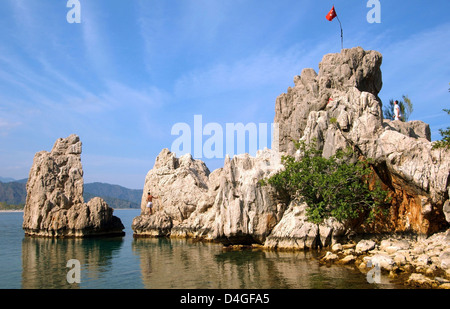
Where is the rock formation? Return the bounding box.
[273,47,449,236]
[23,134,125,237]
[132,148,283,244]
[133,47,449,248]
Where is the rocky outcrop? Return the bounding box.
[264,200,345,250]
[207,149,284,245]
[274,47,383,155]
[133,47,449,249]
[132,148,283,245]
[132,149,210,237]
[23,135,124,237]
[273,46,449,235]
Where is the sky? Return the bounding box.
[0,0,449,189]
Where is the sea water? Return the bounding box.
[0,210,405,289]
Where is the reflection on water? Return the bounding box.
[1,210,404,289]
[131,238,396,289]
[132,238,222,289]
[22,236,124,289]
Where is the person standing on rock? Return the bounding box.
[146,192,158,215]
[394,100,401,121]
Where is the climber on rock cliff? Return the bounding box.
[146,192,158,215]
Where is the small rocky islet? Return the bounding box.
[22,134,124,238]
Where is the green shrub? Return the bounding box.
[432,109,450,150]
[264,141,389,226]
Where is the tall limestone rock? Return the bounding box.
[274,47,383,155]
[23,135,125,237]
[272,46,449,237]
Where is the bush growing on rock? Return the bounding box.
[432,109,450,150]
[263,141,390,228]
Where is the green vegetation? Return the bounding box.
[432,109,450,150]
[0,182,26,205]
[383,95,413,122]
[262,141,390,227]
[0,202,24,211]
[432,85,450,149]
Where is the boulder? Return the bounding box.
[406,273,438,288]
[444,200,450,224]
[355,239,376,253]
[383,119,431,141]
[321,251,339,262]
[264,201,345,250]
[22,135,124,237]
[369,254,395,271]
[131,212,173,237]
[440,250,450,270]
[339,255,356,265]
[132,148,210,237]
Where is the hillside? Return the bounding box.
[83,192,140,209]
[0,181,26,205]
[0,179,142,209]
[84,182,142,205]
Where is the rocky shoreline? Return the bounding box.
[134,209,450,289]
[314,230,450,289]
[219,229,450,289]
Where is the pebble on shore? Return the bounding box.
[320,229,450,289]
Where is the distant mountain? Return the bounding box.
[84,192,140,209]
[0,181,26,205]
[0,177,28,184]
[0,177,18,183]
[83,182,143,209]
[0,178,143,209]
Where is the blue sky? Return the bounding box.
[0,0,449,189]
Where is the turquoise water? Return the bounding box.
[0,210,404,289]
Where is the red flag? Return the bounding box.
[326,6,337,21]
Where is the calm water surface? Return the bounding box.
[0,210,405,289]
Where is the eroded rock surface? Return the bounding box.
[273,47,449,235]
[132,148,283,245]
[23,135,124,237]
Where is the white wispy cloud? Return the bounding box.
[0,118,21,136]
[173,42,328,100]
[80,1,115,79]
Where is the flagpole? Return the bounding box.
[336,15,344,50]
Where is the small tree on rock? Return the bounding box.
[262,141,390,227]
[432,109,450,150]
